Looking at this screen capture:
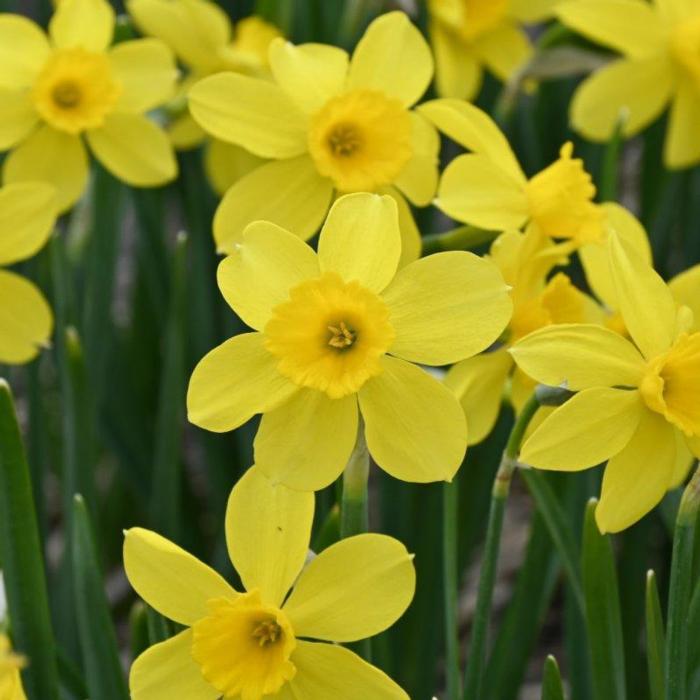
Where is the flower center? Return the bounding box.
[33,48,121,134]
[252,620,282,647]
[671,15,700,85]
[308,89,413,192]
[264,272,395,399]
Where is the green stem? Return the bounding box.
[665,462,700,700]
[340,423,369,539]
[443,477,461,700]
[463,394,540,700]
[422,226,499,256]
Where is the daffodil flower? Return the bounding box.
[0,182,57,365]
[188,11,440,264]
[124,466,415,700]
[510,235,700,533]
[557,0,700,169]
[187,192,512,491]
[0,634,26,700]
[0,0,179,212]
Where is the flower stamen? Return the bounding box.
[52,81,82,108]
[327,124,362,157]
[328,321,356,349]
[252,619,282,647]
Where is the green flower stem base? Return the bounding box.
[340,424,370,539]
[422,226,500,256]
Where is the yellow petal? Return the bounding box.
[0,89,38,149]
[284,534,414,642]
[671,429,693,488]
[255,390,358,491]
[123,528,236,626]
[318,193,400,294]
[664,77,700,169]
[0,182,56,266]
[0,15,50,89]
[379,187,422,267]
[383,251,511,365]
[189,73,308,158]
[556,0,666,59]
[687,434,700,459]
[419,99,525,182]
[609,232,677,359]
[3,125,88,213]
[213,156,333,253]
[187,332,298,433]
[287,641,408,699]
[49,0,115,52]
[204,140,265,196]
[217,222,319,331]
[571,57,673,141]
[359,357,466,482]
[393,112,440,207]
[520,387,643,470]
[595,409,676,533]
[436,153,529,229]
[510,324,645,390]
[0,270,52,365]
[86,113,177,186]
[347,11,433,107]
[509,0,560,22]
[225,466,314,606]
[430,23,482,100]
[130,629,218,700]
[269,39,348,114]
[109,39,178,113]
[669,264,700,332]
[445,350,512,446]
[169,112,205,151]
[473,23,532,84]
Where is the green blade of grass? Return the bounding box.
[541,655,566,700]
[646,570,665,700]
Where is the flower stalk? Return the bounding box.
[340,420,370,539]
[443,477,461,700]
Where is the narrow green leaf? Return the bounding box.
[146,606,172,645]
[0,379,59,700]
[443,478,461,700]
[646,570,665,700]
[129,602,150,660]
[598,116,626,201]
[541,655,566,700]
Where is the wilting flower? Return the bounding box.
[125,466,415,699]
[188,11,439,264]
[0,634,26,700]
[510,235,700,533]
[187,192,511,490]
[0,182,57,365]
[0,0,178,211]
[557,0,700,169]
[428,0,560,100]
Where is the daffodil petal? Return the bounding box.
[664,77,700,169]
[686,434,700,459]
[0,182,56,266]
[3,125,88,213]
[436,153,529,229]
[213,156,333,254]
[284,534,415,642]
[0,15,50,89]
[130,629,217,700]
[347,11,433,107]
[189,73,308,158]
[671,429,694,488]
[287,641,408,699]
[203,139,264,195]
[379,187,422,267]
[123,528,236,626]
[669,264,700,332]
[0,270,52,365]
[269,39,348,114]
[510,324,645,390]
[49,0,115,52]
[255,390,358,492]
[359,357,466,482]
[595,409,676,533]
[318,193,400,293]
[430,24,482,100]
[393,112,440,207]
[187,332,298,433]
[170,112,205,151]
[226,466,314,607]
[217,222,319,331]
[0,88,38,149]
[383,251,511,365]
[520,387,643,471]
[609,232,677,359]
[510,0,560,22]
[473,23,532,84]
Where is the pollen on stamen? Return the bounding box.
[252,619,282,647]
[52,81,82,109]
[326,123,362,158]
[328,321,356,349]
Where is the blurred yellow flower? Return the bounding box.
[0,0,178,212]
[187,192,512,490]
[0,182,57,365]
[125,466,414,700]
[510,235,700,533]
[557,0,700,168]
[0,634,26,700]
[188,11,440,264]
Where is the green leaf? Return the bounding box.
[0,379,59,700]
[541,655,566,700]
[646,570,665,700]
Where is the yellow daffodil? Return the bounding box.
[0,182,57,365]
[128,0,279,193]
[188,11,440,264]
[428,0,560,99]
[0,0,179,212]
[510,235,700,533]
[125,466,415,699]
[557,0,700,169]
[187,192,512,490]
[0,634,26,700]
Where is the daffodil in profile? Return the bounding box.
[187,192,512,490]
[125,466,415,699]
[0,634,26,700]
[510,235,700,533]
[0,182,57,365]
[188,11,439,263]
[0,0,179,211]
[557,0,700,168]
